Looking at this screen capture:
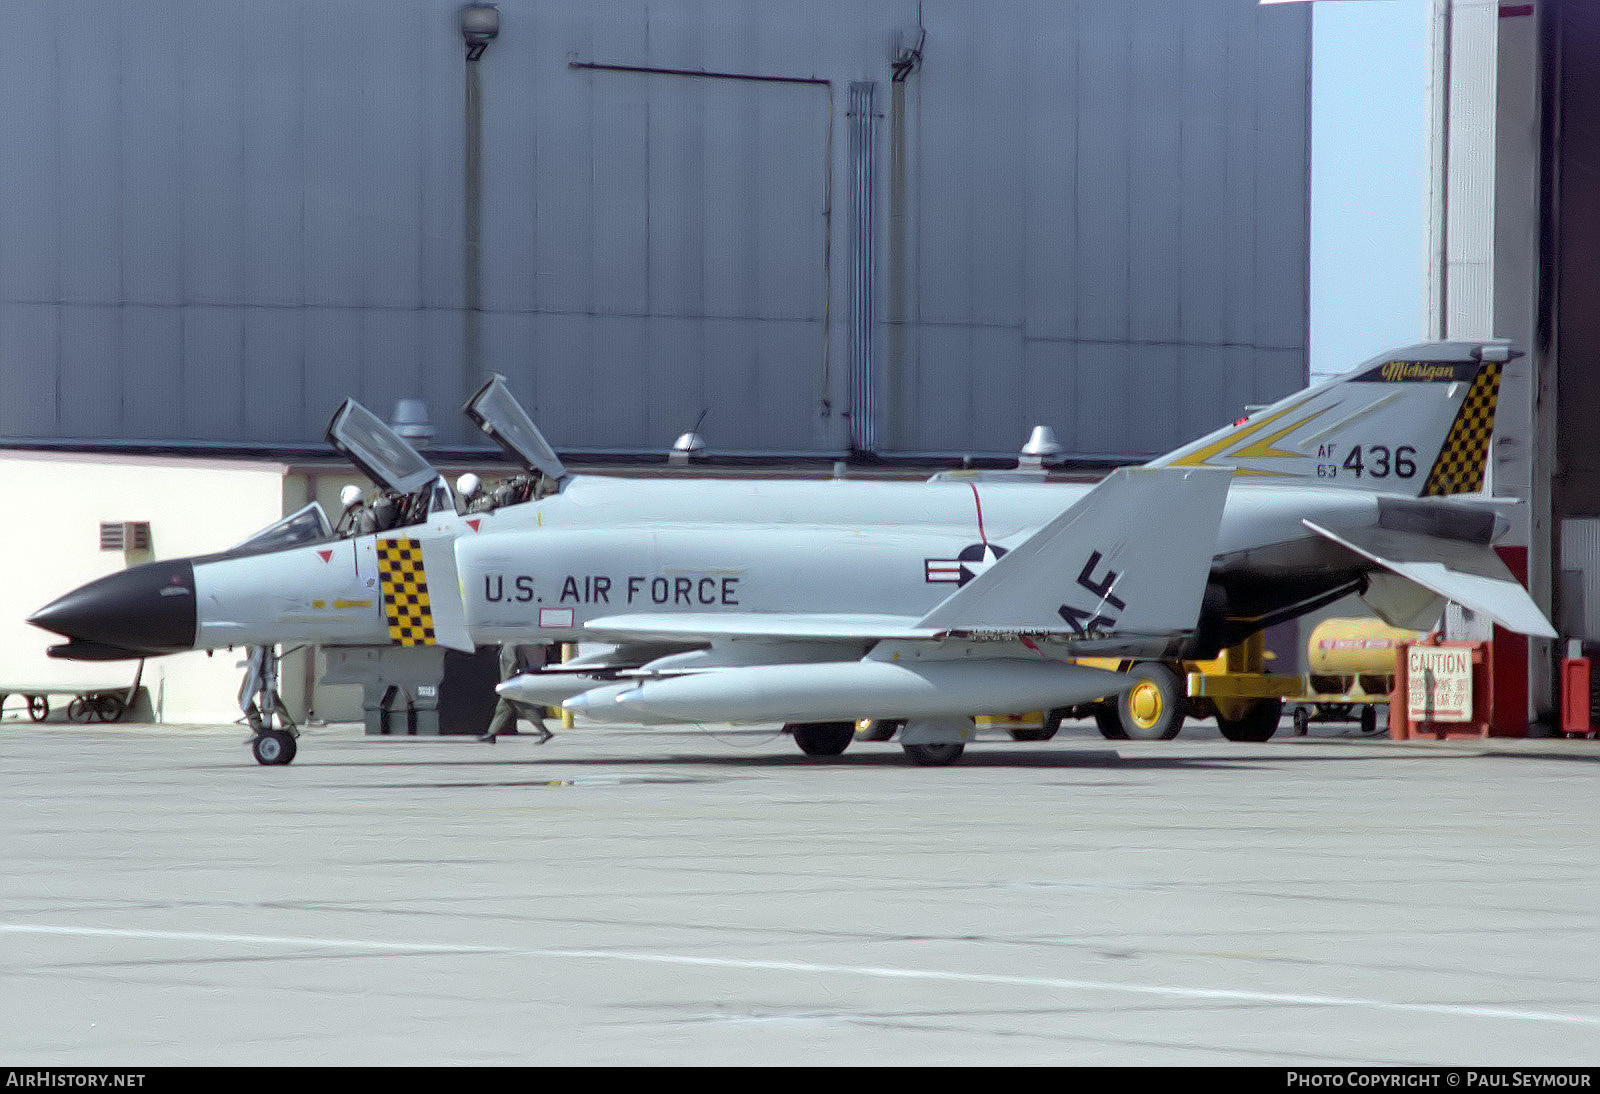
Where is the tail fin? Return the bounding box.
[915,467,1231,651]
[1147,341,1515,497]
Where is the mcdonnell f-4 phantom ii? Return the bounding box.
[29,339,1555,766]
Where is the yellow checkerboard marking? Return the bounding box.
[1422,361,1501,497]
[377,538,436,646]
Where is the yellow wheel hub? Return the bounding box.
[1128,681,1164,728]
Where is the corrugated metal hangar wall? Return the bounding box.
[0,0,1310,459]
[1546,0,1600,644]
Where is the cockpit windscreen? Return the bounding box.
[225,503,334,556]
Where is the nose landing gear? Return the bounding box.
[241,646,300,766]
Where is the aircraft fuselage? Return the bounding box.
[52,473,1386,660]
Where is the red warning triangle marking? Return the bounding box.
[317,549,333,563]
[466,519,481,533]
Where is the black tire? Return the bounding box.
[902,742,965,766]
[1104,663,1186,740]
[252,730,298,766]
[26,695,49,722]
[1292,705,1311,736]
[1217,698,1283,742]
[91,694,125,723]
[68,697,93,723]
[1010,709,1065,742]
[788,721,855,756]
[1093,704,1123,739]
[1360,705,1380,735]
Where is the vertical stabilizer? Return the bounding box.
[1148,341,1514,497]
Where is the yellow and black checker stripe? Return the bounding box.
[377,538,436,646]
[1422,361,1502,497]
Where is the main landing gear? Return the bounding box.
[787,721,857,756]
[901,742,965,766]
[786,718,972,765]
[241,646,300,766]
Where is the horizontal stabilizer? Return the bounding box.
[1304,521,1556,638]
[917,467,1231,639]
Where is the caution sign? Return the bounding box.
[1406,645,1473,722]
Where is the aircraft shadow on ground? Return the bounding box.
[208,737,1600,787]
[228,744,1512,774]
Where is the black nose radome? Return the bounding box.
[28,559,197,658]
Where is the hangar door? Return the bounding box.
[506,65,833,454]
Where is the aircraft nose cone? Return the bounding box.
[28,559,198,656]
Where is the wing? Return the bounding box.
[543,467,1233,725]
[914,466,1231,641]
[577,466,1230,649]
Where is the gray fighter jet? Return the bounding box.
[29,340,1554,765]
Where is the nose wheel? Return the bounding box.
[251,729,297,765]
[241,646,300,765]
